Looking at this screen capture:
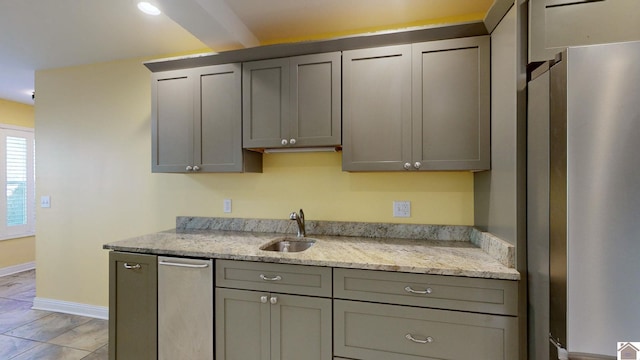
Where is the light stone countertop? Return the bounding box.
[103,227,520,281]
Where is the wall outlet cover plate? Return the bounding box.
[393,201,410,217]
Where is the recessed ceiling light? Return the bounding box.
[137,2,161,16]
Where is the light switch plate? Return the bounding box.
[223,199,232,213]
[41,195,51,208]
[393,201,410,217]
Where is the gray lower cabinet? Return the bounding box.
[333,268,518,360]
[151,63,262,173]
[342,36,490,171]
[215,288,332,360]
[334,300,517,360]
[158,257,213,360]
[109,252,157,360]
[108,255,517,360]
[215,260,333,360]
[242,52,341,150]
[334,267,517,316]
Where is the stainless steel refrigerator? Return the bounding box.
[528,40,640,359]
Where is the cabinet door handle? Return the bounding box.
[186,166,193,171]
[404,286,432,295]
[123,263,141,270]
[270,296,278,304]
[403,162,411,170]
[260,295,268,303]
[158,261,209,268]
[413,162,422,170]
[259,274,282,281]
[193,165,201,171]
[289,138,296,145]
[405,334,433,344]
[281,139,288,146]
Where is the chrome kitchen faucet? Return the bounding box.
[289,209,306,237]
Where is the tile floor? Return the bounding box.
[0,270,108,360]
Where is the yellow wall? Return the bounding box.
[0,99,34,127]
[35,57,473,307]
[0,99,36,270]
[261,13,487,45]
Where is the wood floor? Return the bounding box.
[0,270,108,360]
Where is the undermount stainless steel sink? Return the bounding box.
[260,237,316,253]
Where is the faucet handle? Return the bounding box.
[289,212,297,220]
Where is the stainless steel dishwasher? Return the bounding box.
[158,256,213,360]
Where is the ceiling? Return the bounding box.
[0,0,493,105]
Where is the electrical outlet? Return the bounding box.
[393,201,410,217]
[40,195,51,208]
[223,199,232,213]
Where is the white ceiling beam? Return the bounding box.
[195,0,260,47]
[155,0,260,49]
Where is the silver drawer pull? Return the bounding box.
[259,274,282,281]
[405,334,433,344]
[158,261,209,268]
[404,286,432,295]
[123,263,141,270]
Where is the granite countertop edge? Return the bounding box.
[103,217,520,281]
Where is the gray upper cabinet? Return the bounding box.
[530,0,640,62]
[242,52,341,150]
[342,44,412,171]
[151,64,262,173]
[152,69,193,172]
[342,36,490,171]
[412,36,490,171]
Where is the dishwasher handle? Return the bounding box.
[158,260,209,269]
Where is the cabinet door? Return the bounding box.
[109,252,157,360]
[412,36,490,170]
[290,52,341,147]
[271,294,332,360]
[243,58,290,148]
[216,288,271,360]
[196,64,262,172]
[342,45,412,171]
[158,257,213,360]
[151,69,194,172]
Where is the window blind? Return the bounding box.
[6,136,28,226]
[0,126,35,240]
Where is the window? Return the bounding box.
[0,125,35,240]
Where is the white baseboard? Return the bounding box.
[0,261,35,277]
[33,297,108,320]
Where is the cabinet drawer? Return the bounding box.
[334,300,518,360]
[334,268,517,315]
[216,260,332,297]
